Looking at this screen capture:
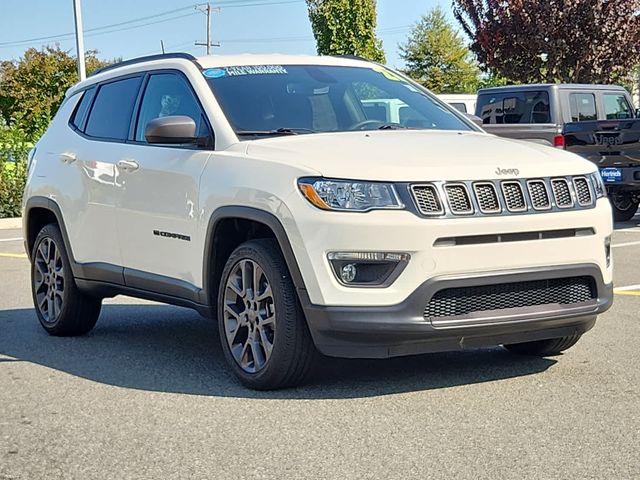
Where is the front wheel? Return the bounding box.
[31,224,102,336]
[503,335,582,356]
[610,192,639,222]
[217,239,316,390]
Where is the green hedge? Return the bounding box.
[0,140,30,219]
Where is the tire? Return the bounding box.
[217,238,316,390]
[503,335,582,356]
[610,192,639,222]
[31,223,102,336]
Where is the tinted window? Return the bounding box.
[206,65,471,137]
[477,91,550,124]
[70,87,95,131]
[85,76,142,140]
[135,73,206,142]
[569,93,597,122]
[603,93,633,120]
[449,102,467,113]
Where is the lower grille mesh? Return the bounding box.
[424,276,596,320]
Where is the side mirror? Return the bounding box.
[465,113,484,128]
[635,108,640,119]
[145,116,197,145]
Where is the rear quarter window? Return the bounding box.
[85,76,142,141]
[477,91,550,124]
[69,87,96,131]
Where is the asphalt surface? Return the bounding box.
[1,220,639,480]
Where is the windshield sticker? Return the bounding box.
[372,66,404,82]
[203,68,227,79]
[222,65,288,77]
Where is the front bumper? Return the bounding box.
[301,264,613,358]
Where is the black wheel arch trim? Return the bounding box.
[202,206,308,309]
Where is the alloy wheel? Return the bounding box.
[33,237,65,323]
[223,259,276,373]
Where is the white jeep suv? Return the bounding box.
[23,53,613,389]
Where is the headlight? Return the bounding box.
[298,178,403,212]
[590,171,606,198]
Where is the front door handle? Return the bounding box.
[117,159,140,172]
[59,153,77,164]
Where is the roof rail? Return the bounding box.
[90,52,200,77]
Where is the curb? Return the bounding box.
[0,217,22,230]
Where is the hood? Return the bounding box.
[244,130,596,181]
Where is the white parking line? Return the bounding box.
[0,237,23,242]
[612,240,640,248]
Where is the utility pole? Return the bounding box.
[73,0,86,81]
[195,3,220,55]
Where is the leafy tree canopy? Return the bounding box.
[400,6,480,93]
[0,46,110,139]
[307,0,386,63]
[453,0,640,85]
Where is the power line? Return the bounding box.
[0,0,304,49]
[0,5,196,47]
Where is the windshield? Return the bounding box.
[204,64,472,137]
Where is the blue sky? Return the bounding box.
[0,0,450,69]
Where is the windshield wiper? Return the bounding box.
[236,127,316,137]
[377,123,410,130]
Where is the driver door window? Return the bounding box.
[135,73,206,142]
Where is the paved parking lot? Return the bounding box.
[1,220,639,479]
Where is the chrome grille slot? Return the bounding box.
[473,183,501,213]
[573,177,592,206]
[501,181,527,212]
[411,185,443,215]
[527,180,551,210]
[551,179,574,208]
[445,184,473,215]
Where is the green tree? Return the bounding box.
[0,46,110,139]
[453,0,640,84]
[399,7,480,93]
[306,0,386,63]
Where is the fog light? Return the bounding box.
[340,263,357,283]
[328,252,410,287]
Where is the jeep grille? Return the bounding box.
[409,175,596,218]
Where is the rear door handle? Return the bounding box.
[59,153,76,164]
[117,159,140,172]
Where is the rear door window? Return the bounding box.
[603,93,633,119]
[85,76,142,141]
[569,93,597,122]
[477,91,550,124]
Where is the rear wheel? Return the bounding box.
[610,192,639,222]
[31,224,102,336]
[503,335,582,356]
[217,239,316,390]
